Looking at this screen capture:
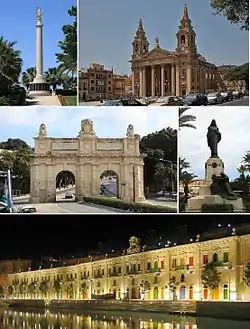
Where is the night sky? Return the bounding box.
[0,214,249,260]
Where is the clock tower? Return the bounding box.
[176,5,197,54]
[132,18,149,58]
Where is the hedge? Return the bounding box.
[201,203,234,213]
[82,196,176,213]
[55,89,77,96]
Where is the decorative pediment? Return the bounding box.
[140,47,173,61]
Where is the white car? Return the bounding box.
[18,205,37,213]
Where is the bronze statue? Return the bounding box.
[210,173,238,200]
[207,119,221,157]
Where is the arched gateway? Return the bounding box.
[29,119,145,203]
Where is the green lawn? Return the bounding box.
[64,96,77,106]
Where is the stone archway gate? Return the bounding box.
[29,119,145,203]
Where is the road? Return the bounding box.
[216,97,249,106]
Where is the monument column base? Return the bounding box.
[205,156,225,181]
[187,194,243,212]
[29,76,51,96]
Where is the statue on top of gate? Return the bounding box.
[78,119,95,137]
[38,123,47,137]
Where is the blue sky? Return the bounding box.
[79,0,249,73]
[1,0,75,74]
[179,107,250,180]
[0,107,178,146]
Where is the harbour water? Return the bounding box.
[0,309,249,329]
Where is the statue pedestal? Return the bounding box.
[205,156,224,181]
[187,194,244,212]
[29,76,50,96]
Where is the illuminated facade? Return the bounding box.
[6,234,250,302]
[130,5,243,98]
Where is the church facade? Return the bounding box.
[130,5,220,97]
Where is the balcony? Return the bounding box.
[209,261,231,267]
[172,265,193,271]
[126,270,141,275]
[146,268,161,274]
[108,272,121,277]
[93,274,104,279]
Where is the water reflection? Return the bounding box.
[0,309,249,329]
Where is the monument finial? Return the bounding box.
[183,4,189,19]
[36,7,42,22]
[155,37,159,48]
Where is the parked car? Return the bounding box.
[161,96,184,106]
[18,205,37,213]
[102,99,146,106]
[183,93,208,106]
[207,92,224,104]
[221,91,233,102]
[233,90,244,99]
[65,192,74,199]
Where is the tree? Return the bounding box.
[8,285,14,296]
[21,67,36,90]
[45,67,63,91]
[139,280,150,299]
[210,0,249,31]
[180,172,198,200]
[79,282,88,298]
[55,6,77,78]
[39,281,49,298]
[19,282,27,297]
[232,165,250,198]
[0,36,23,96]
[179,107,196,129]
[227,63,249,90]
[0,285,4,296]
[242,151,250,171]
[243,260,250,286]
[140,128,177,192]
[67,283,74,299]
[168,276,179,300]
[53,278,62,298]
[27,281,37,297]
[0,138,30,150]
[201,263,221,299]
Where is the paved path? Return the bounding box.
[25,95,61,106]
[147,197,177,209]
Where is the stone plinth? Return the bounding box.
[187,194,243,212]
[205,156,224,181]
[29,76,50,96]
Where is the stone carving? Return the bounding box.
[210,172,238,200]
[127,236,141,254]
[36,7,42,21]
[126,124,135,137]
[52,142,78,150]
[207,119,221,157]
[97,142,122,150]
[79,119,95,136]
[38,123,47,137]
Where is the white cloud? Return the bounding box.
[179,106,250,179]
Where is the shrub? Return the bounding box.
[82,196,176,213]
[201,203,234,213]
[55,89,77,96]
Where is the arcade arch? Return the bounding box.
[29,119,145,204]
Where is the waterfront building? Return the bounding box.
[5,234,250,301]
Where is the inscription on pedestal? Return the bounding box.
[97,142,122,150]
[52,142,78,150]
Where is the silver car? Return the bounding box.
[207,92,223,104]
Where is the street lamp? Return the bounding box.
[225,265,235,300]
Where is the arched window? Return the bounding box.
[203,286,208,300]
[181,35,185,44]
[223,252,229,263]
[181,274,185,282]
[131,278,135,286]
[213,253,218,262]
[223,284,229,299]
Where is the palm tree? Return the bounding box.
[45,67,62,91]
[179,106,196,129]
[234,165,250,198]
[179,158,190,176]
[0,36,23,95]
[242,151,250,171]
[39,281,49,298]
[27,281,37,299]
[21,67,36,90]
[180,171,198,200]
[55,6,77,78]
[53,278,62,299]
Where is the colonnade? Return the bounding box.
[131,63,216,97]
